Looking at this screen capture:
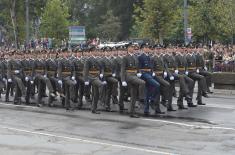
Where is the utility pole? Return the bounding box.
[26,0,29,48]
[184,0,188,45]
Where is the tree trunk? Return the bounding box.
[232,35,234,45]
[159,31,163,45]
[10,0,18,48]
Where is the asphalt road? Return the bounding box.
[0,93,235,155]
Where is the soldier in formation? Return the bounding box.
[0,46,213,118]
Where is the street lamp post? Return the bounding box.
[26,0,29,48]
[184,0,189,45]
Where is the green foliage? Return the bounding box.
[40,0,69,42]
[132,0,178,43]
[189,0,235,43]
[132,0,235,44]
[96,10,121,41]
[71,0,135,40]
[1,0,235,47]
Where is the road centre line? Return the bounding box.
[0,102,39,109]
[143,118,235,131]
[0,125,178,155]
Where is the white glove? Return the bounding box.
[44,74,47,78]
[152,72,156,77]
[30,81,34,84]
[175,70,179,74]
[25,77,29,81]
[85,81,90,86]
[185,71,189,75]
[204,66,208,71]
[71,76,76,81]
[8,79,12,83]
[163,71,167,78]
[122,81,127,87]
[196,69,200,73]
[102,81,107,85]
[112,73,116,77]
[99,74,104,78]
[3,78,6,82]
[137,73,142,78]
[58,80,63,85]
[170,76,174,81]
[14,70,20,74]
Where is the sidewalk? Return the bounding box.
[212,88,235,96]
[177,83,235,96]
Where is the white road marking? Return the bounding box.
[0,102,39,109]
[0,125,178,155]
[204,104,235,110]
[143,119,235,131]
[171,103,235,110]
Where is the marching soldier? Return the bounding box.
[100,56,119,111]
[83,56,104,114]
[121,53,146,118]
[21,54,35,104]
[185,51,209,106]
[0,58,7,99]
[4,54,13,102]
[151,53,170,113]
[138,52,161,116]
[112,54,129,112]
[72,55,86,109]
[195,51,213,94]
[174,51,195,109]
[45,53,58,107]
[7,53,26,104]
[162,52,178,111]
[57,54,77,110]
[32,53,48,107]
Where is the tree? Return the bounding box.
[66,0,135,40]
[1,0,234,46]
[227,0,235,44]
[0,0,45,47]
[105,0,135,40]
[189,0,235,44]
[0,0,25,48]
[96,10,121,41]
[40,0,69,44]
[132,0,178,44]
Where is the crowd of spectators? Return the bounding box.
[212,45,235,72]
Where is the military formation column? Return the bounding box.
[0,46,213,118]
